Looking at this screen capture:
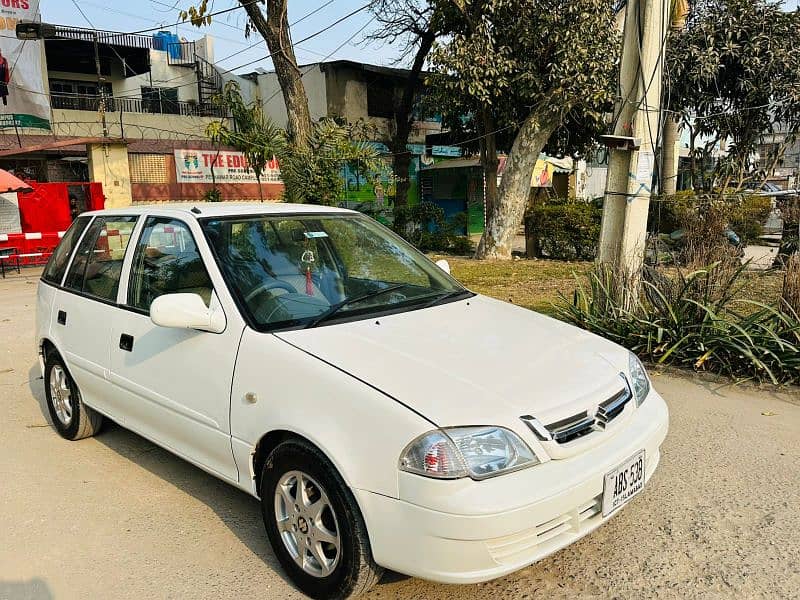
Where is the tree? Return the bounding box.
[209,83,383,205]
[667,0,800,192]
[428,0,619,259]
[367,0,440,209]
[182,0,312,146]
[280,118,386,205]
[206,81,286,202]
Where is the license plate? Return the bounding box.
[602,450,646,516]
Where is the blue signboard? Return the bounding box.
[432,145,462,157]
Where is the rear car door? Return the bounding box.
[51,215,138,418]
[108,216,242,482]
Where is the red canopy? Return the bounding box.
[0,169,33,194]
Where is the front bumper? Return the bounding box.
[355,391,669,584]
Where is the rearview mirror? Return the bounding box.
[150,293,226,333]
[435,259,451,275]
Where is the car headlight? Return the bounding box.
[629,353,651,407]
[399,426,539,480]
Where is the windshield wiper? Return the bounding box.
[304,284,409,329]
[416,289,472,310]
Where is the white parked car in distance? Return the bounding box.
[36,204,669,599]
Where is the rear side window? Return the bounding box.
[64,216,138,301]
[127,217,213,312]
[42,216,92,285]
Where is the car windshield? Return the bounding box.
[201,213,470,330]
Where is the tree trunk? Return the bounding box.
[392,149,412,209]
[391,30,435,209]
[478,108,499,245]
[241,0,312,146]
[475,107,560,259]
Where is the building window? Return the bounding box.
[129,154,168,184]
[141,87,180,115]
[50,79,113,112]
[367,81,396,119]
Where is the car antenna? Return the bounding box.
[191,206,202,214]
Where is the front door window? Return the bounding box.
[127,217,213,312]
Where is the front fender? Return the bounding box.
[230,328,433,498]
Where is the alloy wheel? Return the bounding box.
[49,364,73,426]
[274,470,341,578]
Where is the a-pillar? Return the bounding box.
[87,143,132,208]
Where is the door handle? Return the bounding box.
[57,310,67,325]
[119,333,134,352]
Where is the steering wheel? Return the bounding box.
[244,279,299,303]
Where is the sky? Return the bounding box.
[40,0,401,75]
[38,0,800,76]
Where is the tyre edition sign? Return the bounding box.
[174,150,281,184]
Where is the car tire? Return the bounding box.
[259,438,383,599]
[44,349,103,441]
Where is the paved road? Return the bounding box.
[1,270,799,599]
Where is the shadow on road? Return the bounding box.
[26,363,405,592]
[0,578,53,600]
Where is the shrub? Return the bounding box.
[203,188,222,202]
[392,202,473,255]
[650,193,771,245]
[556,262,800,384]
[525,199,602,260]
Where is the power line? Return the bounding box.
[101,0,374,98]
[222,1,376,73]
[126,0,262,35]
[209,0,339,65]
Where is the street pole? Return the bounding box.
[661,0,689,196]
[597,0,670,291]
[92,31,109,138]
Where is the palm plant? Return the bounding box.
[206,81,286,202]
[280,118,386,205]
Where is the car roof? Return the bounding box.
[81,202,358,219]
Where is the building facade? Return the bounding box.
[0,24,280,208]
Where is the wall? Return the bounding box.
[130,153,282,202]
[113,45,206,103]
[88,143,132,208]
[50,108,220,141]
[257,65,328,129]
[323,64,436,143]
[0,193,21,233]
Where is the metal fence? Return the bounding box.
[50,93,229,118]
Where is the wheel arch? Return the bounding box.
[38,337,59,376]
[251,429,353,502]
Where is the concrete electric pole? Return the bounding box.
[597,0,671,283]
[661,0,689,196]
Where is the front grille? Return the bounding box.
[521,376,633,444]
[486,495,603,565]
[546,411,596,443]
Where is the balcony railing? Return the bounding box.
[166,41,197,67]
[52,25,154,50]
[50,93,229,118]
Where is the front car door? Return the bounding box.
[108,215,244,482]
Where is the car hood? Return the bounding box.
[274,295,630,427]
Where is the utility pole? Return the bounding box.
[661,0,689,196]
[597,0,670,291]
[92,31,109,138]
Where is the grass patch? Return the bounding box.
[431,256,591,315]
[434,255,786,316]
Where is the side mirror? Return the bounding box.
[435,259,451,275]
[150,293,226,333]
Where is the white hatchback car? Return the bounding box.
[36,203,668,599]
